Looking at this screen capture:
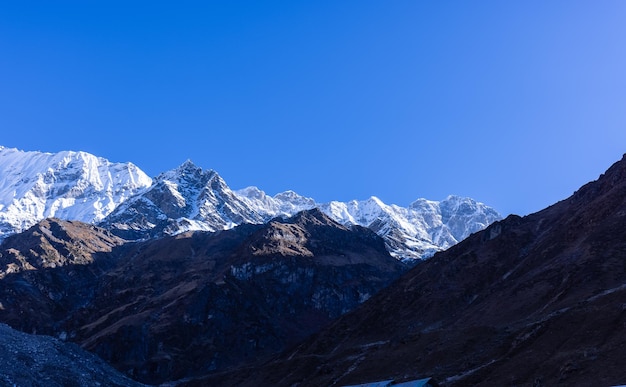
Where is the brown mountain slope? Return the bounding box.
[0,209,407,385]
[209,154,626,387]
[0,219,126,334]
[76,209,406,384]
[0,218,124,275]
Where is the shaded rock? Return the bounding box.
[0,323,144,387]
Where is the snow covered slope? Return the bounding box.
[235,186,316,218]
[0,146,152,240]
[332,195,500,260]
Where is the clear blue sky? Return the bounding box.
[1,1,625,216]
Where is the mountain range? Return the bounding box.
[0,146,501,261]
[1,145,626,386]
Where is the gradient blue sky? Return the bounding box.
[1,1,625,216]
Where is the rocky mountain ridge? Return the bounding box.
[101,160,266,239]
[3,147,626,386]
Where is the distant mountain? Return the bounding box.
[218,155,626,386]
[0,210,405,385]
[317,195,500,260]
[0,146,151,240]
[0,146,500,260]
[235,186,317,218]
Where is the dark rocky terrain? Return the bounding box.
[200,154,626,386]
[0,323,144,387]
[0,209,406,385]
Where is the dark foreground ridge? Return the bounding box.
[196,154,626,386]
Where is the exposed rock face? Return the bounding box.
[205,154,626,386]
[82,209,405,384]
[0,323,144,387]
[0,209,406,385]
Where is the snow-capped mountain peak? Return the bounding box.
[157,159,216,185]
[101,161,265,238]
[0,146,152,239]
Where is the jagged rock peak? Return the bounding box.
[157,160,220,184]
[101,160,265,239]
[174,159,206,175]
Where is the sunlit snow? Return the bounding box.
[0,147,152,239]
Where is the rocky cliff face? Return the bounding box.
[204,154,626,387]
[0,209,406,385]
[83,209,405,384]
